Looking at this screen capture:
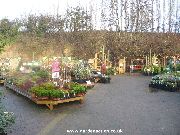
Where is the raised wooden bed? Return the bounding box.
[32,97,84,110]
[5,83,85,110]
[5,83,31,99]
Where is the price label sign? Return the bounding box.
[52,72,59,79]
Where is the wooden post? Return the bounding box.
[104,54,107,65]
[118,58,126,74]
[46,104,54,110]
[80,98,84,104]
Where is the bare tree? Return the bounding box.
[156,0,161,32]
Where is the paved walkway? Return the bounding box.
[1,75,180,135]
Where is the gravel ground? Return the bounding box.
[1,75,180,135]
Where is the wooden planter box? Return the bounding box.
[5,83,85,110]
[32,96,84,110]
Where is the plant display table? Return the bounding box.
[5,83,85,110]
[149,73,180,92]
[5,83,31,99]
[32,96,84,110]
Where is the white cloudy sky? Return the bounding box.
[0,0,93,19]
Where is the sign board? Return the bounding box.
[52,60,60,72]
[52,72,60,79]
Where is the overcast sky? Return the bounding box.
[0,0,93,19]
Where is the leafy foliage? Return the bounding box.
[0,18,19,52]
[149,72,180,91]
[49,90,64,98]
[143,65,162,75]
[33,69,49,79]
[71,84,87,94]
[71,61,91,80]
[0,92,15,134]
[106,67,116,75]
[29,82,65,98]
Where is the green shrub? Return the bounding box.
[30,75,41,82]
[0,92,15,134]
[106,68,115,75]
[36,89,50,97]
[34,70,49,78]
[152,65,161,74]
[31,66,40,72]
[49,90,64,98]
[69,90,75,95]
[69,82,79,90]
[29,85,44,94]
[143,65,162,74]
[41,82,55,90]
[175,64,180,71]
[73,85,87,94]
[29,82,61,98]
[71,62,91,80]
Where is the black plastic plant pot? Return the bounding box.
[163,86,168,91]
[169,87,176,92]
[150,84,153,88]
[157,84,162,89]
[150,84,154,88]
[0,132,7,135]
[106,78,111,83]
[69,93,76,98]
[161,84,166,90]
[153,72,158,75]
[99,77,110,83]
[72,79,87,84]
[154,83,158,88]
[177,82,180,88]
[90,78,96,83]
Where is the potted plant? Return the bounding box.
[62,90,69,99]
[63,82,70,90]
[73,85,87,97]
[50,90,64,101]
[29,85,43,98]
[71,61,91,83]
[69,90,76,98]
[149,73,180,92]
[36,89,49,100]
